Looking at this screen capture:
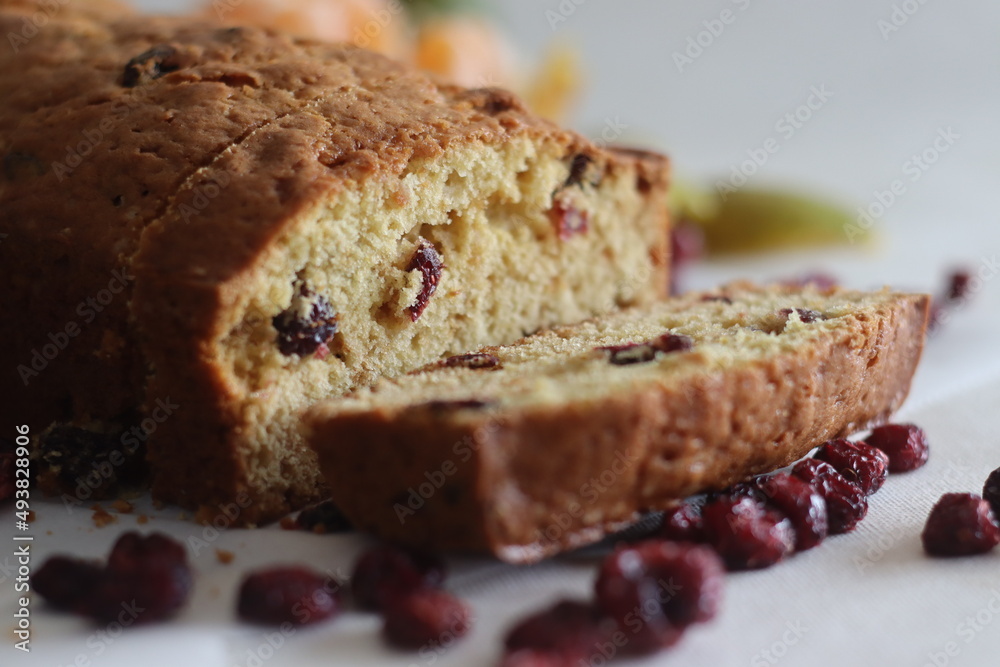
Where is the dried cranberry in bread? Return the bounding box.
[306,283,929,563]
[0,2,669,523]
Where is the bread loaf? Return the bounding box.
[0,1,669,522]
[306,283,929,562]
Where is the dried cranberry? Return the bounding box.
[922,493,1000,557]
[351,545,446,611]
[382,588,471,649]
[946,270,972,302]
[99,532,193,624]
[595,541,723,644]
[442,353,502,370]
[864,424,929,473]
[791,459,868,534]
[564,153,597,189]
[122,44,180,87]
[406,240,443,321]
[778,308,824,324]
[238,566,341,625]
[754,473,828,551]
[32,556,104,611]
[658,502,705,543]
[814,439,888,495]
[293,500,354,534]
[549,200,589,240]
[504,600,615,661]
[670,222,704,266]
[701,496,794,571]
[983,468,1000,518]
[600,333,693,366]
[273,285,339,357]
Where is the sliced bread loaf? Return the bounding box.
[0,3,668,522]
[306,283,930,563]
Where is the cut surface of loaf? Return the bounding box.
[0,2,669,523]
[306,283,930,563]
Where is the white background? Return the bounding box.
[5,1,1000,666]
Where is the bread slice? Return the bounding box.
[0,4,669,523]
[305,283,930,563]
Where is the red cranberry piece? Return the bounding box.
[754,473,829,551]
[670,222,704,266]
[238,566,341,625]
[658,502,705,543]
[406,240,443,321]
[701,496,794,571]
[983,467,1000,519]
[293,500,354,534]
[32,556,104,611]
[791,459,868,534]
[864,424,929,473]
[504,600,616,660]
[595,541,723,638]
[107,531,188,574]
[549,200,590,240]
[95,532,192,624]
[351,545,446,611]
[382,588,471,649]
[273,285,339,357]
[600,333,693,366]
[442,353,502,370]
[946,269,972,301]
[813,439,888,495]
[922,493,1000,557]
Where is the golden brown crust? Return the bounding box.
[308,292,929,563]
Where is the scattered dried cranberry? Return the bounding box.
[754,473,828,551]
[292,500,354,534]
[442,353,502,370]
[595,541,723,649]
[813,439,888,496]
[273,285,339,357]
[983,468,1000,519]
[99,532,193,624]
[778,308,824,324]
[701,496,794,571]
[549,200,590,240]
[122,44,180,87]
[382,588,471,649]
[946,270,972,301]
[35,532,193,624]
[351,545,446,611]
[406,240,443,321]
[32,556,103,611]
[504,600,615,661]
[658,502,705,543]
[791,459,868,534]
[922,493,1000,557]
[864,424,929,473]
[238,566,340,625]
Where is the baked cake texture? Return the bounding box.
[0,1,669,522]
[306,283,930,563]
